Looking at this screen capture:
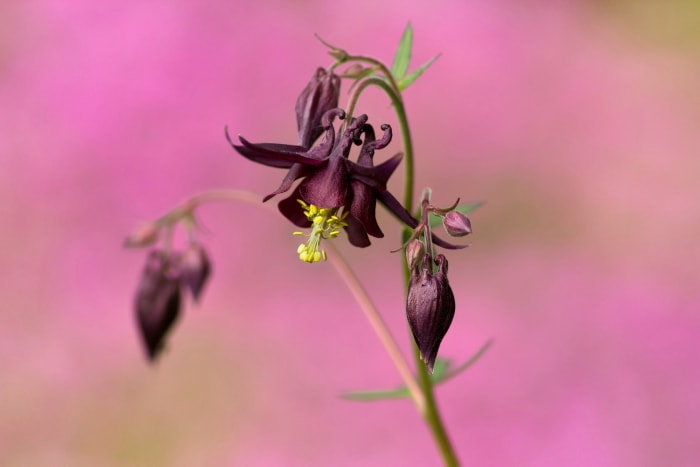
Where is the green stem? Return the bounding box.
[343,60,459,466]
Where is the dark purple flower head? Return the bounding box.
[406,253,455,373]
[135,249,182,361]
[228,106,463,260]
[229,109,410,258]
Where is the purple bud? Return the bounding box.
[406,254,455,373]
[178,243,211,302]
[135,250,181,361]
[295,68,341,148]
[443,211,472,237]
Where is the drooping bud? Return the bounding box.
[135,250,182,361]
[406,254,456,373]
[442,211,472,237]
[295,68,341,148]
[178,242,211,302]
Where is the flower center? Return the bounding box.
[293,200,348,263]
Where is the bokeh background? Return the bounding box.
[2,0,700,465]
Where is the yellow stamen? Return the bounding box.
[293,201,348,263]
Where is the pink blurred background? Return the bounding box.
[2,1,700,465]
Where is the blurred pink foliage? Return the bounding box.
[1,0,699,465]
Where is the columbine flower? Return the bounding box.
[229,108,463,262]
[135,249,182,361]
[230,110,398,252]
[406,253,455,373]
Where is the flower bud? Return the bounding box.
[406,254,455,373]
[135,250,181,361]
[295,68,341,148]
[442,211,472,237]
[124,222,160,248]
[178,242,211,302]
[405,239,425,270]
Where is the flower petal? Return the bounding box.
[296,68,341,148]
[349,152,403,191]
[299,155,348,209]
[278,187,312,228]
[343,213,371,247]
[234,135,327,167]
[349,180,383,238]
[262,163,312,202]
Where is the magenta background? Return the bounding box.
[2,1,700,466]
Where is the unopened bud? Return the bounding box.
[124,222,160,248]
[178,243,211,302]
[443,211,472,237]
[135,250,181,361]
[295,68,341,148]
[405,239,425,270]
[406,254,455,373]
[341,64,371,79]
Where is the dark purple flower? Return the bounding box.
[135,249,182,361]
[228,109,461,260]
[406,253,455,373]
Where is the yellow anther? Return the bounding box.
[292,200,350,263]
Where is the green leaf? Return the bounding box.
[397,53,441,91]
[436,339,494,384]
[391,23,413,80]
[341,361,447,402]
[429,358,451,379]
[340,340,493,402]
[428,201,484,228]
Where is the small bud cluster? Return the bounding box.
[404,197,472,373]
[126,221,211,361]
